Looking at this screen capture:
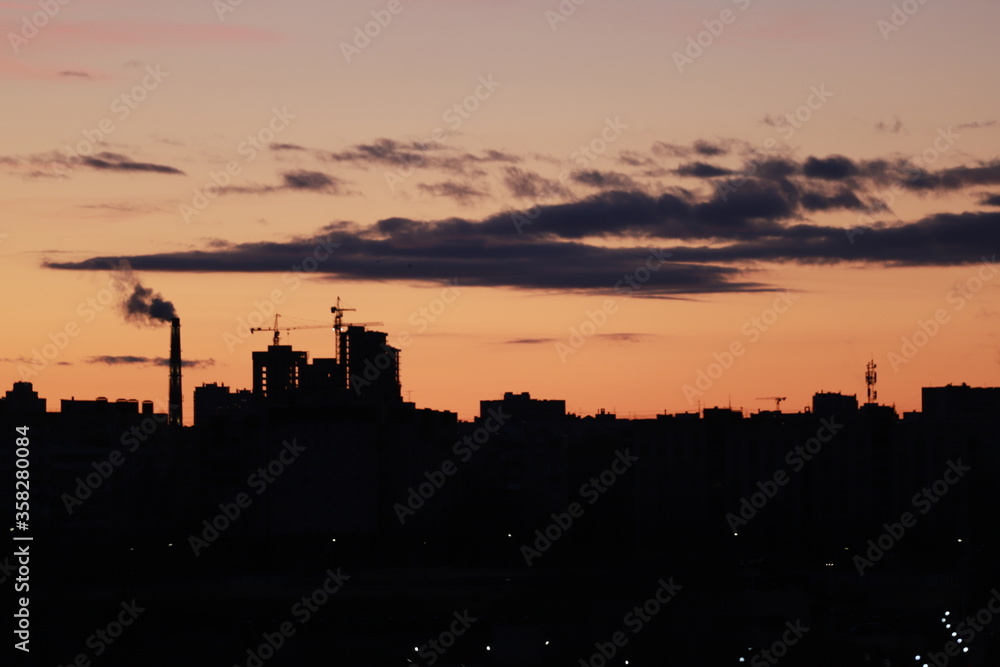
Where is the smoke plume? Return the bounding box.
[116,265,177,324]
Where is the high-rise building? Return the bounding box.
[252,345,309,398]
[340,325,401,403]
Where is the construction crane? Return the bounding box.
[250,314,331,346]
[331,297,381,333]
[756,396,787,411]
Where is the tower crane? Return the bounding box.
[250,314,332,346]
[331,297,381,332]
[756,396,787,411]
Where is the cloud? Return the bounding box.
[504,338,558,345]
[597,333,651,343]
[652,139,730,158]
[875,117,904,134]
[57,70,92,79]
[980,193,1000,207]
[803,155,857,180]
[282,170,344,192]
[800,188,865,211]
[571,169,638,189]
[42,143,1000,295]
[324,138,516,176]
[85,356,215,368]
[901,162,1000,192]
[210,170,349,196]
[81,152,183,174]
[417,181,489,205]
[502,166,570,199]
[957,120,997,130]
[675,162,734,178]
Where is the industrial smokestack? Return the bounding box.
[169,318,182,427]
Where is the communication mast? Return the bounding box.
[865,358,877,404]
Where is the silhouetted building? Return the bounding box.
[194,382,254,423]
[922,383,1000,422]
[1,381,46,414]
[812,391,859,421]
[480,391,565,422]
[341,325,401,403]
[252,345,309,397]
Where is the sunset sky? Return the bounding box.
[3,0,999,422]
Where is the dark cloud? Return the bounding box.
[571,169,638,189]
[675,162,734,178]
[803,155,857,180]
[902,163,1000,192]
[81,152,183,175]
[875,117,904,134]
[325,138,516,175]
[598,333,651,343]
[980,193,1000,207]
[502,167,570,199]
[44,190,771,295]
[957,120,997,130]
[505,338,558,345]
[212,170,349,196]
[58,71,91,78]
[800,188,865,211]
[271,143,306,151]
[85,356,214,368]
[693,140,728,156]
[652,140,729,159]
[417,181,489,205]
[282,170,344,192]
[44,149,1000,296]
[618,150,658,168]
[328,138,441,168]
